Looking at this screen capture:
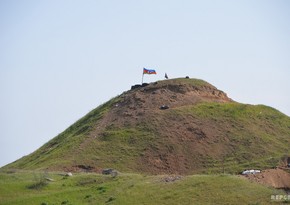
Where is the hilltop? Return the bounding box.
[3,78,290,174]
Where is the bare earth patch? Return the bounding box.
[244,168,290,189]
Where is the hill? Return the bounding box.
[3,78,290,174]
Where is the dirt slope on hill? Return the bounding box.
[89,78,232,130]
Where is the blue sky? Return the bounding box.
[0,0,289,167]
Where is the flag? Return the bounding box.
[143,68,157,74]
[165,73,168,79]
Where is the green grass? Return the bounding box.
[73,126,156,172]
[0,170,285,205]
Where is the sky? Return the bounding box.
[0,0,289,168]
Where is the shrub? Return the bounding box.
[27,172,48,190]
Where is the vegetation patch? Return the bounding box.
[0,171,286,205]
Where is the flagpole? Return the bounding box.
[142,68,144,84]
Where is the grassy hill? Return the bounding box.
[0,170,285,205]
[3,78,290,174]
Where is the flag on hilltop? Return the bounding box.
[142,68,157,84]
[143,68,157,75]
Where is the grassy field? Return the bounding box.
[0,170,286,205]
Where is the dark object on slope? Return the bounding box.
[102,168,118,177]
[131,83,149,90]
[102,168,114,175]
[160,105,169,110]
[142,83,149,87]
[165,73,168,79]
[131,84,142,90]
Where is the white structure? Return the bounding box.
[242,169,261,175]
